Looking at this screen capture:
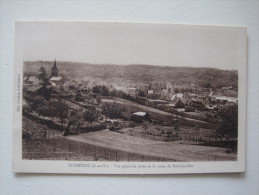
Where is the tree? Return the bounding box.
[96,95,101,104]
[75,90,85,102]
[142,121,149,131]
[194,124,200,140]
[22,101,32,114]
[166,114,177,125]
[83,107,101,126]
[30,96,45,111]
[38,66,49,85]
[37,104,51,118]
[218,104,238,138]
[174,121,180,137]
[147,93,161,99]
[102,102,125,119]
[148,83,152,90]
[42,86,53,100]
[63,110,82,136]
[138,89,147,97]
[51,100,69,127]
[174,88,180,93]
[92,85,110,96]
[185,106,196,112]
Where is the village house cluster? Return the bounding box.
[23,60,238,124]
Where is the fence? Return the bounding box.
[112,121,236,151]
[119,128,181,142]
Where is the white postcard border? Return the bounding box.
[13,21,247,174]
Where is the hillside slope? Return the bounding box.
[24,61,238,89]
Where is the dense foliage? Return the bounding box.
[92,85,110,96]
[83,107,101,125]
[102,102,126,119]
[218,105,238,138]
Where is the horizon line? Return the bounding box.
[23,60,238,71]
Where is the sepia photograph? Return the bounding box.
[13,21,247,174]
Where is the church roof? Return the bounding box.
[50,77,62,81]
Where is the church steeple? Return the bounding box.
[51,59,58,77]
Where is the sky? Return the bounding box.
[16,21,246,70]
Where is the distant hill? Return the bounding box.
[24,61,238,90]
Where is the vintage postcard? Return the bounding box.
[13,21,247,174]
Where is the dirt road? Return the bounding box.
[67,130,236,162]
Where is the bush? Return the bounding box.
[102,102,126,119]
[92,85,110,96]
[185,106,196,112]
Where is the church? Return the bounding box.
[49,59,64,86]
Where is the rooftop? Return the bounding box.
[50,77,63,81]
[149,99,167,103]
[26,85,43,92]
[132,112,147,116]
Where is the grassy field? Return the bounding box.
[23,116,236,162]
[22,116,174,161]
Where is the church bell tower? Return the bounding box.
[51,59,58,77]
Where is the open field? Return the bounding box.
[23,116,236,162]
[23,137,171,162]
[21,116,175,161]
[67,130,237,162]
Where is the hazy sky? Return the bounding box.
[16,22,246,70]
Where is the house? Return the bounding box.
[66,80,79,90]
[191,98,205,110]
[171,98,185,108]
[170,93,192,107]
[127,87,138,97]
[160,88,173,100]
[115,87,138,97]
[148,99,167,108]
[130,112,150,123]
[147,90,154,94]
[24,75,40,86]
[196,96,210,105]
[214,96,238,104]
[158,99,186,111]
[147,93,161,100]
[136,96,148,105]
[222,86,233,90]
[26,85,44,95]
[50,76,64,86]
[170,93,184,101]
